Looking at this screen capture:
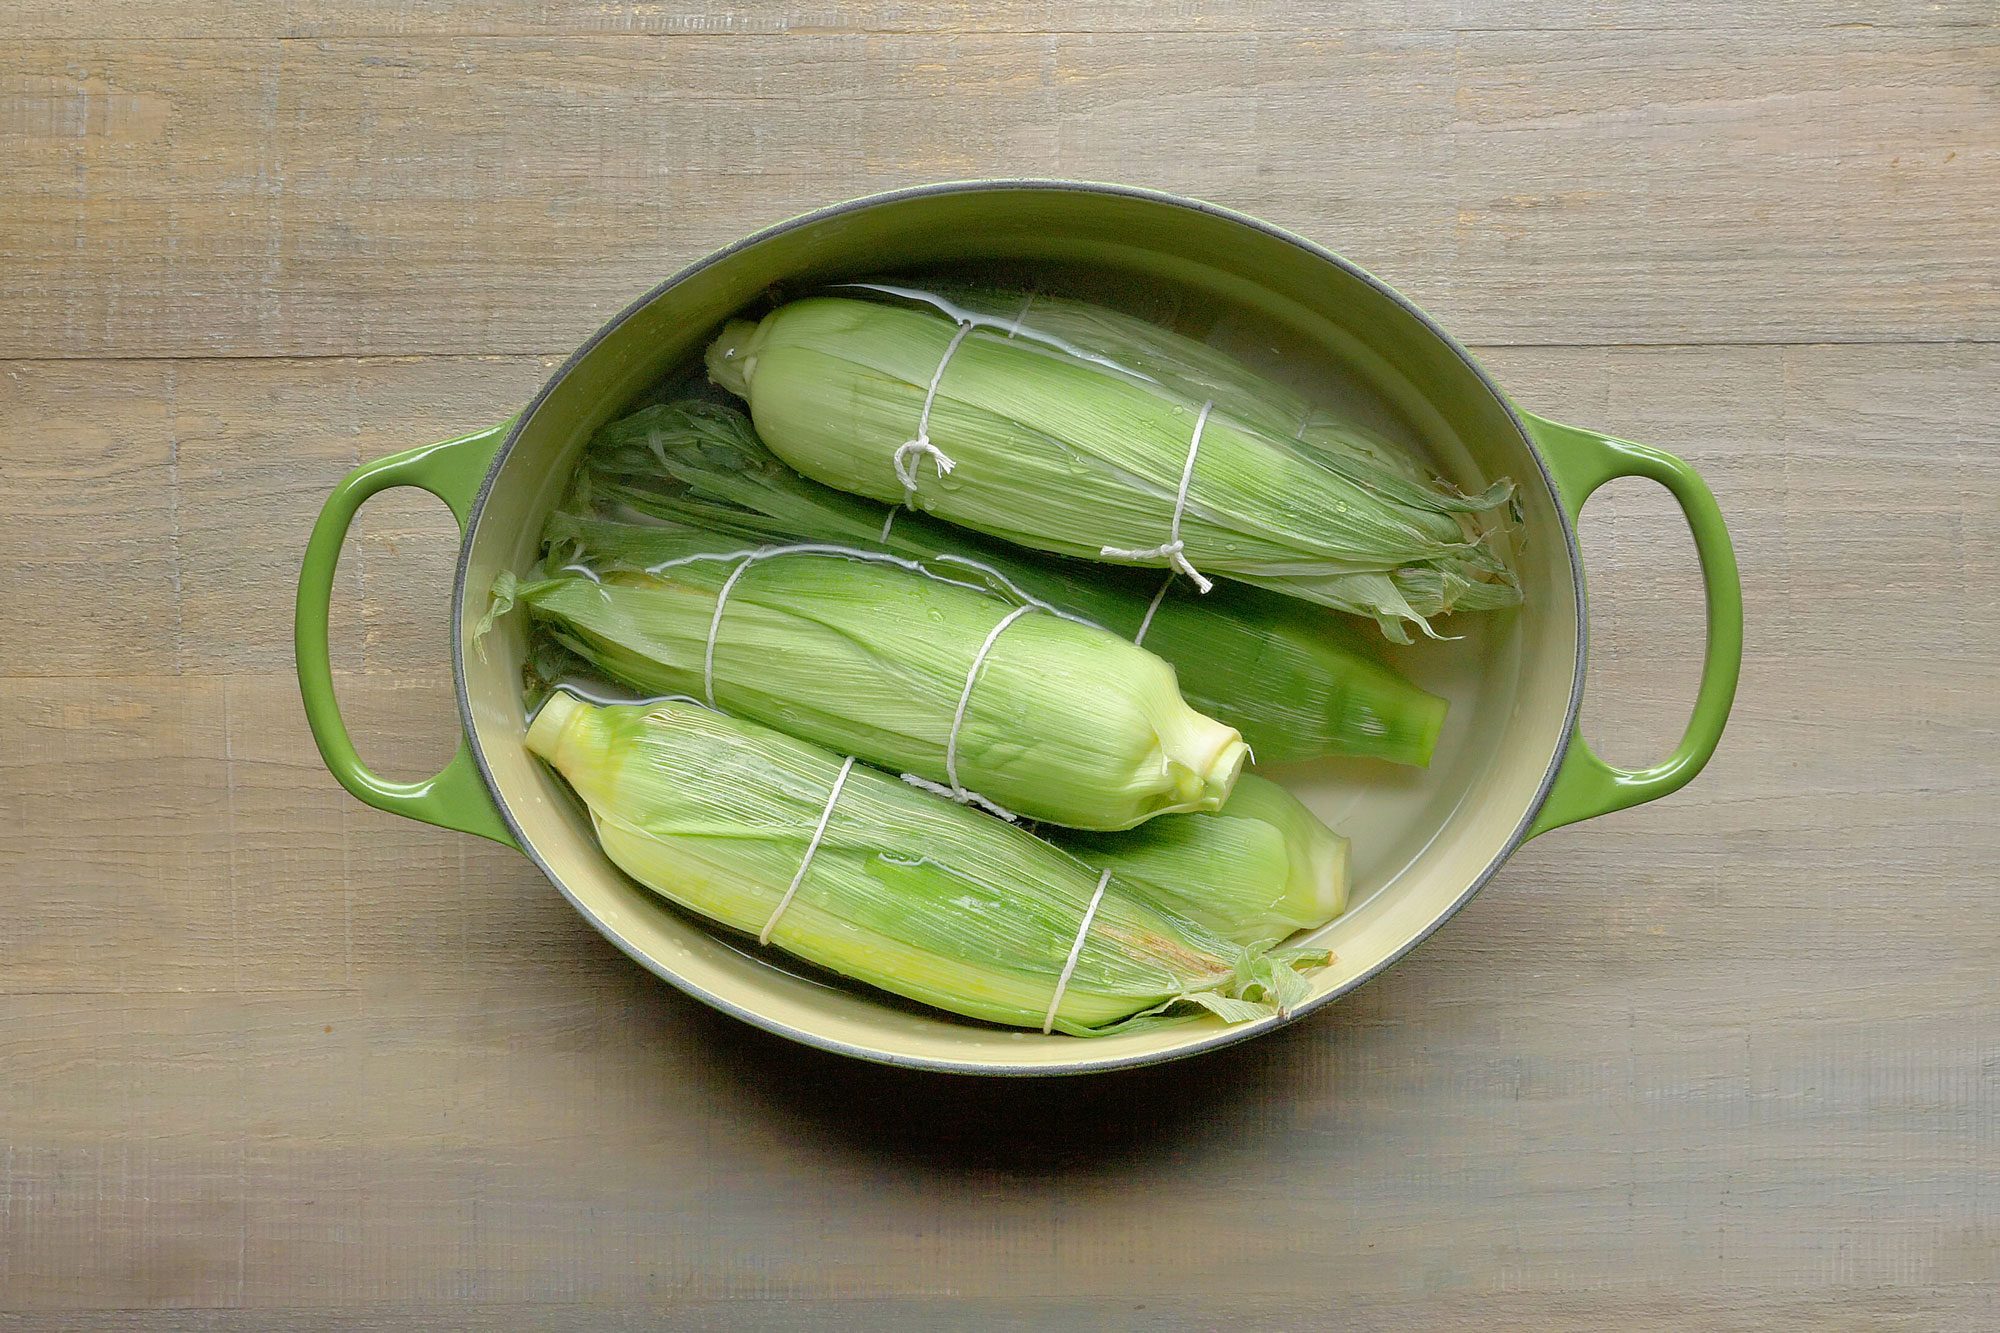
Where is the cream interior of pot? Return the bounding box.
[458,187,1581,1072]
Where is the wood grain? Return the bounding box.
[3,4,1998,1327]
[2,1,1994,39]
[2,25,1991,359]
[7,0,1992,39]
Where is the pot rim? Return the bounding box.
[451,178,1587,1076]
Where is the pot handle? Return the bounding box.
[295,423,518,848]
[1520,414,1743,838]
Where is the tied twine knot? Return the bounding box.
[1099,399,1217,594]
[892,438,955,501]
[893,319,975,509]
[1098,537,1211,594]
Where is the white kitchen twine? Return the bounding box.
[702,550,768,709]
[946,604,1036,800]
[1004,293,1037,338]
[878,506,898,543]
[1100,399,1216,594]
[693,539,1041,823]
[693,541,1083,721]
[1043,868,1114,1034]
[1131,573,1175,647]
[891,319,975,507]
[900,772,1018,822]
[759,754,856,945]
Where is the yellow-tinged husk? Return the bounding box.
[527,693,1326,1035]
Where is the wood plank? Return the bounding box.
[0,362,184,674]
[0,673,554,996]
[1,1290,1997,1329]
[1,1,1991,40]
[0,355,553,677]
[1,28,1991,359]
[0,951,1993,1310]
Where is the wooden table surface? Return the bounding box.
[4,4,1996,1327]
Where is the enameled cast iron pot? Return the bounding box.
[296,182,1742,1075]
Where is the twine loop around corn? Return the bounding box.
[896,601,1037,823]
[759,754,856,945]
[1043,867,1113,1034]
[703,550,769,709]
[947,604,1036,798]
[1100,400,1216,594]
[892,319,975,508]
[702,542,1076,727]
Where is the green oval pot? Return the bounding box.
[297,181,1742,1075]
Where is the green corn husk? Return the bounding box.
[847,282,1520,544]
[575,400,1449,767]
[1049,774,1350,948]
[841,280,1509,511]
[487,541,1247,831]
[705,294,1520,641]
[528,693,1326,1035]
[837,281,1333,440]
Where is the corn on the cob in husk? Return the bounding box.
[487,540,1247,831]
[1052,774,1349,948]
[572,399,1449,767]
[528,693,1325,1035]
[705,293,1520,641]
[839,281,1512,515]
